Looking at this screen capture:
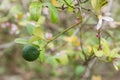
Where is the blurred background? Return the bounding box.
[0,0,120,80]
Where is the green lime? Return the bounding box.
[22,45,39,61]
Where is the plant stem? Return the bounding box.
[44,21,81,47]
[79,16,90,61]
[98,29,102,50]
[63,0,75,9]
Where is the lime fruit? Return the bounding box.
[22,45,39,61]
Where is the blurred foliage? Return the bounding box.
[0,0,120,80]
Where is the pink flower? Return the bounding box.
[45,32,53,40]
[9,24,20,35]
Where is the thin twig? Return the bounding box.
[44,21,82,48]
[63,0,75,9]
[79,16,91,60]
[81,58,97,79]
[97,29,102,50]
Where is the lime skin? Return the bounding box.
[22,45,39,61]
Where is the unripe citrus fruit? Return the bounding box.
[22,45,39,61]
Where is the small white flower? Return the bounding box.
[96,15,114,30]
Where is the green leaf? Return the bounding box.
[101,38,110,54]
[29,2,42,21]
[32,41,40,47]
[26,23,35,35]
[98,0,108,8]
[33,27,45,39]
[63,0,74,12]
[29,37,46,48]
[79,51,85,61]
[9,5,22,16]
[46,56,58,65]
[39,49,45,62]
[93,48,104,57]
[63,0,73,4]
[15,38,28,44]
[91,0,98,9]
[37,16,45,25]
[38,40,46,62]
[38,40,46,48]
[29,36,41,43]
[75,66,85,75]
[68,7,74,12]
[91,0,108,15]
[47,3,59,23]
[55,53,69,65]
[109,48,120,58]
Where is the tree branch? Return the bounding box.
[44,21,82,48]
[0,41,15,49]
